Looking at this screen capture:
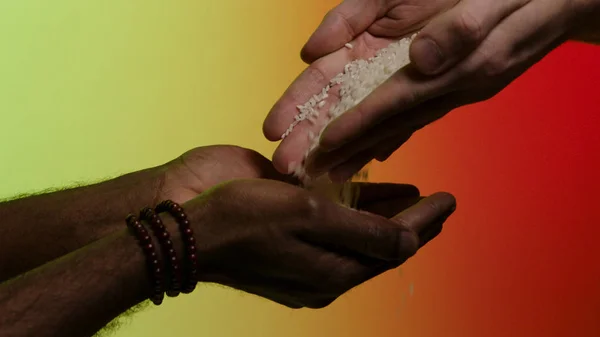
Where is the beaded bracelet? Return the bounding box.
[156,200,198,293]
[125,214,164,305]
[139,207,182,298]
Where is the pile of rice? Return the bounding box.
[284,34,417,207]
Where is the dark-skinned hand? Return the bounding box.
[181,178,455,309]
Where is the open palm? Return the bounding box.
[263,0,458,175]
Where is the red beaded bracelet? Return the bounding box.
[156,200,198,294]
[139,207,182,298]
[125,214,164,305]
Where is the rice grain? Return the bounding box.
[284,34,417,206]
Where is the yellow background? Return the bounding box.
[3,1,600,337]
[1,1,398,336]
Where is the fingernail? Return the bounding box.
[411,38,444,74]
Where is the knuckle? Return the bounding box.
[453,9,484,45]
[327,9,355,40]
[480,54,508,78]
[463,44,509,80]
[393,216,412,231]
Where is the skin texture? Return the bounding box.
[0,145,285,282]
[263,0,600,182]
[0,145,457,337]
[189,180,455,309]
[0,228,159,337]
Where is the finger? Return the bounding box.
[264,53,349,143]
[459,0,574,81]
[418,221,444,248]
[328,150,375,183]
[265,55,357,175]
[312,93,463,174]
[265,45,399,174]
[306,128,412,176]
[317,0,532,152]
[410,0,529,75]
[391,192,457,236]
[318,64,459,152]
[301,0,380,64]
[318,0,565,157]
[374,132,413,162]
[297,202,415,261]
[335,182,420,216]
[300,192,455,261]
[352,182,420,204]
[264,34,395,144]
[359,196,423,219]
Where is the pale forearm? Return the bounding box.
[0,166,166,282]
[0,226,153,337]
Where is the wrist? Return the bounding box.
[179,195,216,284]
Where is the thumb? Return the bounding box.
[301,0,379,63]
[390,192,457,248]
[303,191,456,261]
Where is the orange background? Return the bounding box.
[0,1,598,336]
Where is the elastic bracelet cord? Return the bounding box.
[139,207,182,298]
[125,214,164,305]
[156,200,199,294]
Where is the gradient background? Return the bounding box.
[1,1,599,337]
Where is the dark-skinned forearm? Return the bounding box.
[0,165,166,282]
[0,214,181,337]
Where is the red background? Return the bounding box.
[370,41,600,337]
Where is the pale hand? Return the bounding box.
[264,0,598,181]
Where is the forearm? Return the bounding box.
[0,166,166,282]
[570,0,600,44]
[0,219,173,337]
